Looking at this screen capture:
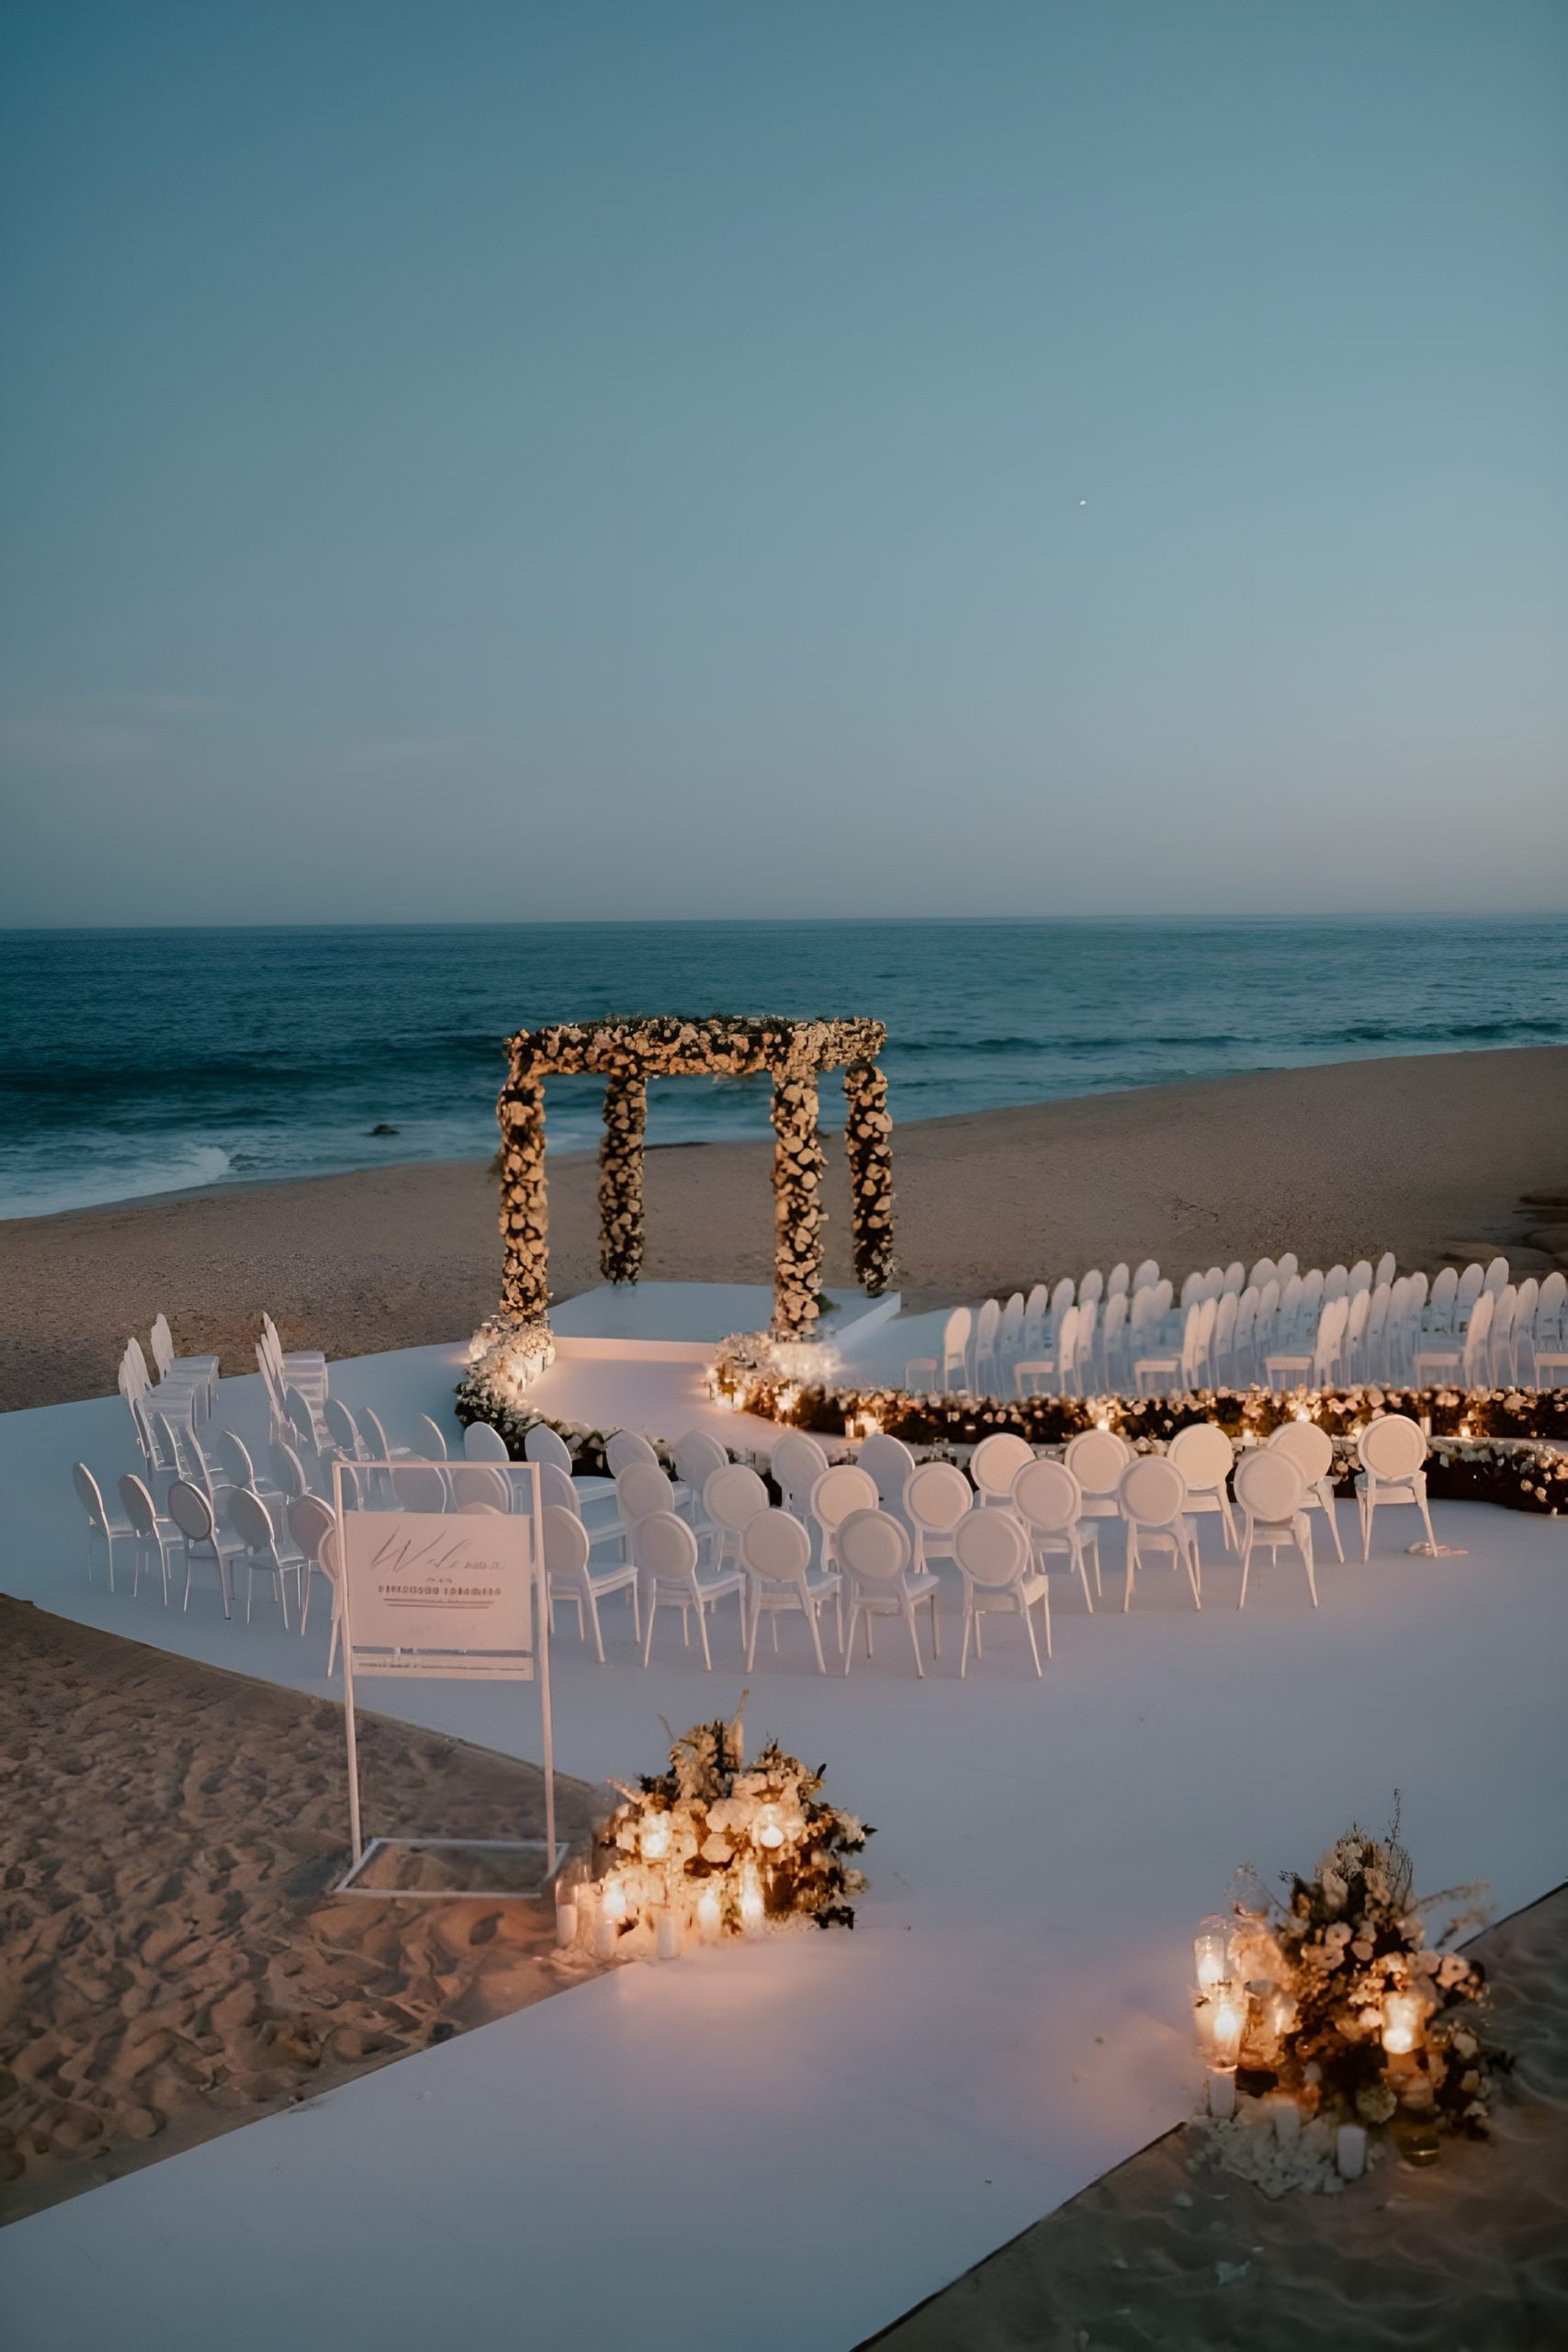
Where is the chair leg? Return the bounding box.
[1320,1483,1346,1562]
[641,1589,659,1667]
[1416,1486,1438,1552]
[1237,1528,1253,1611]
[1219,1490,1238,1553]
[1023,1596,1043,1677]
[842,1602,859,1675]
[1040,1577,1052,1662]
[1303,1527,1319,1608]
[629,1579,642,1643]
[807,1601,826,1676]
[1184,1532,1201,1610]
[905,1602,924,1679]
[746,1597,761,1671]
[929,1588,942,1657]
[697,1599,714,1672]
[1122,1531,1138,1612]
[1360,1490,1373,1562]
[587,1589,605,1665]
[1075,1537,1094,1614]
[959,1604,972,1679]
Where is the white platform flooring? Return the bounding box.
[1,1294,1564,2351]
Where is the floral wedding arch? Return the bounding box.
[496,1015,894,1340]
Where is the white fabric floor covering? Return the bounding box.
[1,1326,1564,2352]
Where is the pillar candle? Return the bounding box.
[1336,2122,1367,2180]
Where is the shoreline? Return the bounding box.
[3,1046,1565,1414]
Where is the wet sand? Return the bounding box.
[3,1046,1566,1412]
[867,1884,1568,2352]
[0,1597,604,2226]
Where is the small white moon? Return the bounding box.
[1079,499,1088,507]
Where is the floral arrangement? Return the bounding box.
[705,1338,1568,1516]
[1199,1804,1511,2155]
[585,1696,873,1948]
[492,1015,893,1340]
[457,1314,557,1436]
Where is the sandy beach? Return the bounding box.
[0,1597,604,2227]
[871,1884,1568,2352]
[4,1046,1566,1413]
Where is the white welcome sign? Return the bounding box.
[332,1459,558,1898]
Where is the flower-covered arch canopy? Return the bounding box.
[496,1015,894,1340]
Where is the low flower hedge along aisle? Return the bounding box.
[552,1696,872,1963]
[1190,1804,1512,2195]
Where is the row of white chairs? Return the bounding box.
[914,1254,1564,1399]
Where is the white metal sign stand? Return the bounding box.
[332,1457,559,1900]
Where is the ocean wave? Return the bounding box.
[0,1143,234,1222]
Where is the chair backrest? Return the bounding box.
[616,1462,676,1524]
[998,1295,1025,1353]
[1108,1262,1130,1296]
[811,1463,878,1532]
[740,1508,812,1582]
[1275,1253,1299,1284]
[1011,1455,1083,1535]
[606,1430,660,1476]
[1483,1256,1508,1295]
[971,1431,1033,1500]
[1050,1277,1075,1323]
[632,1510,699,1578]
[1539,1270,1566,1317]
[1063,1429,1131,1497]
[1348,1260,1372,1294]
[942,1306,973,1365]
[1280,1272,1304,1320]
[1456,1263,1484,1308]
[860,1431,917,1507]
[408,1413,447,1460]
[672,1430,730,1495]
[228,1487,276,1553]
[772,1430,829,1500]
[216,1430,256,1489]
[1167,1422,1234,1489]
[1346,1289,1371,1342]
[524,1422,572,1472]
[288,1494,336,1565]
[703,1461,770,1533]
[1223,1261,1244,1295]
[285,1387,318,1448]
[390,1464,450,1512]
[118,1472,159,1537]
[1118,1455,1188,1528]
[1078,1268,1104,1307]
[324,1396,362,1456]
[1102,1291,1128,1345]
[1358,1414,1427,1479]
[1461,1290,1495,1376]
[975,1296,1001,1351]
[1257,1278,1280,1320]
[1073,1296,1099,1360]
[904,1460,973,1536]
[835,1508,911,1583]
[1133,1259,1159,1292]
[150,1312,175,1376]
[1268,1419,1333,1482]
[358,1406,394,1462]
[450,1463,510,1512]
[269,1441,310,1502]
[533,1462,578,1514]
[1213,1292,1237,1350]
[165,1477,214,1542]
[540,1503,590,1577]
[1248,1258,1276,1293]
[952,1507,1029,1588]
[1374,1251,1396,1288]
[1054,1303,1079,1368]
[464,1420,510,1462]
[73,1461,111,1531]
[1429,1266,1458,1317]
[1234,1447,1307,1523]
[1179,1272,1201,1310]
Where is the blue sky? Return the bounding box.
[1,0,1564,923]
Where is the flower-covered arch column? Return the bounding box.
[492,1016,894,1346]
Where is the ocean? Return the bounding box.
[1,918,1564,1220]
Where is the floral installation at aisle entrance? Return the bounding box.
[705,1336,1568,1517]
[554,1696,872,1963]
[1190,1803,1512,2196]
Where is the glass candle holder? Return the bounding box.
[1382,1989,1421,2058]
[1193,1916,1233,1995]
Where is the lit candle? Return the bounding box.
[600,1874,627,1926]
[1382,1990,1420,2058]
[696,1882,723,1944]
[593,1910,619,1962]
[655,1906,681,1962]
[739,1860,765,1939]
[755,1805,784,1853]
[555,1886,579,1950]
[1193,1916,1232,1994]
[1269,2094,1301,2148]
[1207,2070,1236,2120]
[641,1815,671,1864]
[1336,2121,1367,2180]
[1210,1986,1244,2070]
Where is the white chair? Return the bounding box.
[1266,1420,1345,1561]
[1011,1455,1098,1611]
[214,1430,284,1512]
[970,1430,1033,1507]
[972,1297,1003,1393]
[1426,1266,1460,1335]
[952,1508,1051,1675]
[997,1292,1026,1381]
[284,1384,326,1459]
[1015,1304,1077,1398]
[1079,1268,1105,1311]
[464,1420,511,1462]
[542,1503,639,1665]
[904,1459,973,1577]
[165,1478,238,1616]
[860,1430,918,1515]
[448,1463,512,1513]
[1247,1258,1277,1295]
[288,1495,340,1657]
[262,1312,326,1396]
[1166,1423,1237,1553]
[634,1510,744,1671]
[324,1395,368,1465]
[390,1462,453,1513]
[1454,1263,1484,1317]
[1118,1456,1201,1612]
[1414,1291,1493,1391]
[526,1420,616,1512]
[1109,1261,1131,1298]
[1507,1279,1540,1385]
[941,1306,973,1391]
[269,1441,313,1512]
[1100,1290,1131,1391]
[118,1473,178,1602]
[73,1462,131,1589]
[606,1430,660,1476]
[810,1463,879,1578]
[1209,1292,1238,1389]
[615,1460,680,1535]
[150,1313,220,1419]
[1374,1251,1396,1290]
[1234,1449,1317,1610]
[1070,1297,1100,1396]
[836,1509,940,1679]
[1275,1252,1300,1286]
[739,1508,840,1671]
[1356,1416,1438,1557]
[1487,1285,1519,1385]
[226,1487,301,1624]
[1483,1256,1509,1296]
[413,1412,452,1461]
[671,1430,731,1516]
[772,1430,830,1523]
[701,1462,771,1568]
[1063,1429,1132,1531]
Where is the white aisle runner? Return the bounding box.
[1,1344,1564,2350]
